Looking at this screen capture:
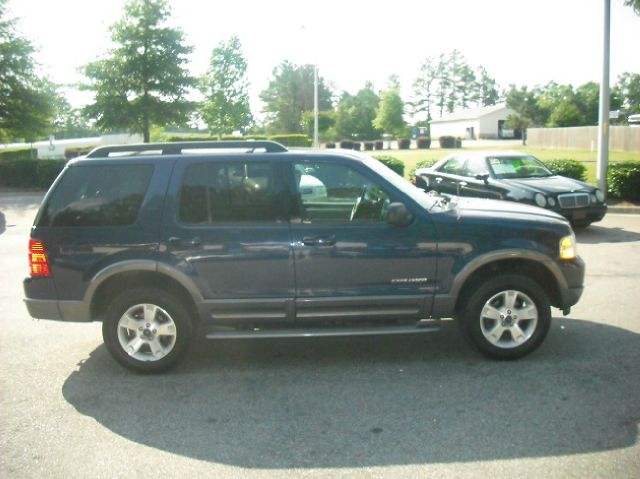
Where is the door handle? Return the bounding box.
[302,236,336,247]
[168,236,202,248]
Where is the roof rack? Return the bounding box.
[85,140,288,158]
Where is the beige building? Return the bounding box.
[430,103,515,140]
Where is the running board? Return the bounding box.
[204,322,441,340]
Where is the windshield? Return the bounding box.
[487,155,553,179]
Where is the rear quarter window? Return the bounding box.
[38,163,154,227]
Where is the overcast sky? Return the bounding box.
[7,0,640,116]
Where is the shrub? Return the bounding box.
[398,138,411,150]
[543,159,587,181]
[608,161,640,201]
[439,136,457,148]
[268,134,312,147]
[455,137,462,148]
[363,142,374,151]
[64,146,96,160]
[353,142,361,151]
[339,139,354,149]
[0,148,36,161]
[0,159,66,188]
[325,142,336,149]
[416,137,431,149]
[408,159,439,179]
[373,155,404,177]
[374,140,384,150]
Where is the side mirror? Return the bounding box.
[475,174,490,184]
[386,202,414,227]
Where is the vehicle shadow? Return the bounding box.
[62,319,640,469]
[576,224,640,244]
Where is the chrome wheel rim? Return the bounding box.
[117,303,177,362]
[479,289,538,349]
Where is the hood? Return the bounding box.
[500,175,594,195]
[451,196,567,224]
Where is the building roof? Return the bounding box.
[431,103,511,123]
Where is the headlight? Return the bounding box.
[595,189,605,202]
[548,197,556,207]
[534,193,547,207]
[559,234,577,260]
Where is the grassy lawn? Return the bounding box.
[375,144,639,185]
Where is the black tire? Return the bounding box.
[461,274,551,359]
[102,288,193,373]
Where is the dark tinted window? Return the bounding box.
[179,161,279,224]
[40,164,153,227]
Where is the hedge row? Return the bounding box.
[163,134,310,147]
[0,159,66,188]
[608,161,640,201]
[543,159,587,181]
[373,155,404,177]
[408,159,439,179]
[0,148,37,161]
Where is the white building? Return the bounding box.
[430,103,516,140]
[1,133,143,159]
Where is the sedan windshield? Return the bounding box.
[488,155,553,179]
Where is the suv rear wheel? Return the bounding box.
[462,274,551,359]
[102,288,192,373]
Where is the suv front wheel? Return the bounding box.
[462,274,551,359]
[102,288,193,373]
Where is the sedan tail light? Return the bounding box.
[29,240,51,277]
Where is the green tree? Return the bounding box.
[505,84,546,126]
[616,72,640,115]
[505,112,530,145]
[82,0,195,142]
[333,82,381,140]
[624,0,640,14]
[0,0,54,141]
[411,57,437,134]
[477,66,500,107]
[373,84,405,137]
[301,110,334,139]
[50,88,98,139]
[260,61,333,133]
[199,35,252,137]
[547,99,585,127]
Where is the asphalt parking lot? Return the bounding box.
[1,193,639,479]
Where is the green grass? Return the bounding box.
[376,145,639,185]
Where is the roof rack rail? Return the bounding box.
[85,140,288,158]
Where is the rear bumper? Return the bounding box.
[24,277,91,322]
[24,298,91,322]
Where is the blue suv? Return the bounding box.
[24,141,585,372]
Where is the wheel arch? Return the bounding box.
[89,267,201,325]
[454,256,564,316]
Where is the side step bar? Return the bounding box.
[204,321,441,340]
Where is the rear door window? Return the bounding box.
[39,164,154,227]
[178,161,281,224]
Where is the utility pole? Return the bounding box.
[314,64,319,148]
[596,0,611,196]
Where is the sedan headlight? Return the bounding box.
[560,234,577,260]
[595,189,605,202]
[548,197,556,207]
[534,193,547,207]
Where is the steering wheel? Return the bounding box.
[350,186,369,222]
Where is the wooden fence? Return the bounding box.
[527,126,640,152]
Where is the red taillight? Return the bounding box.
[29,240,51,277]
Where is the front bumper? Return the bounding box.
[557,204,607,224]
[557,256,586,309]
